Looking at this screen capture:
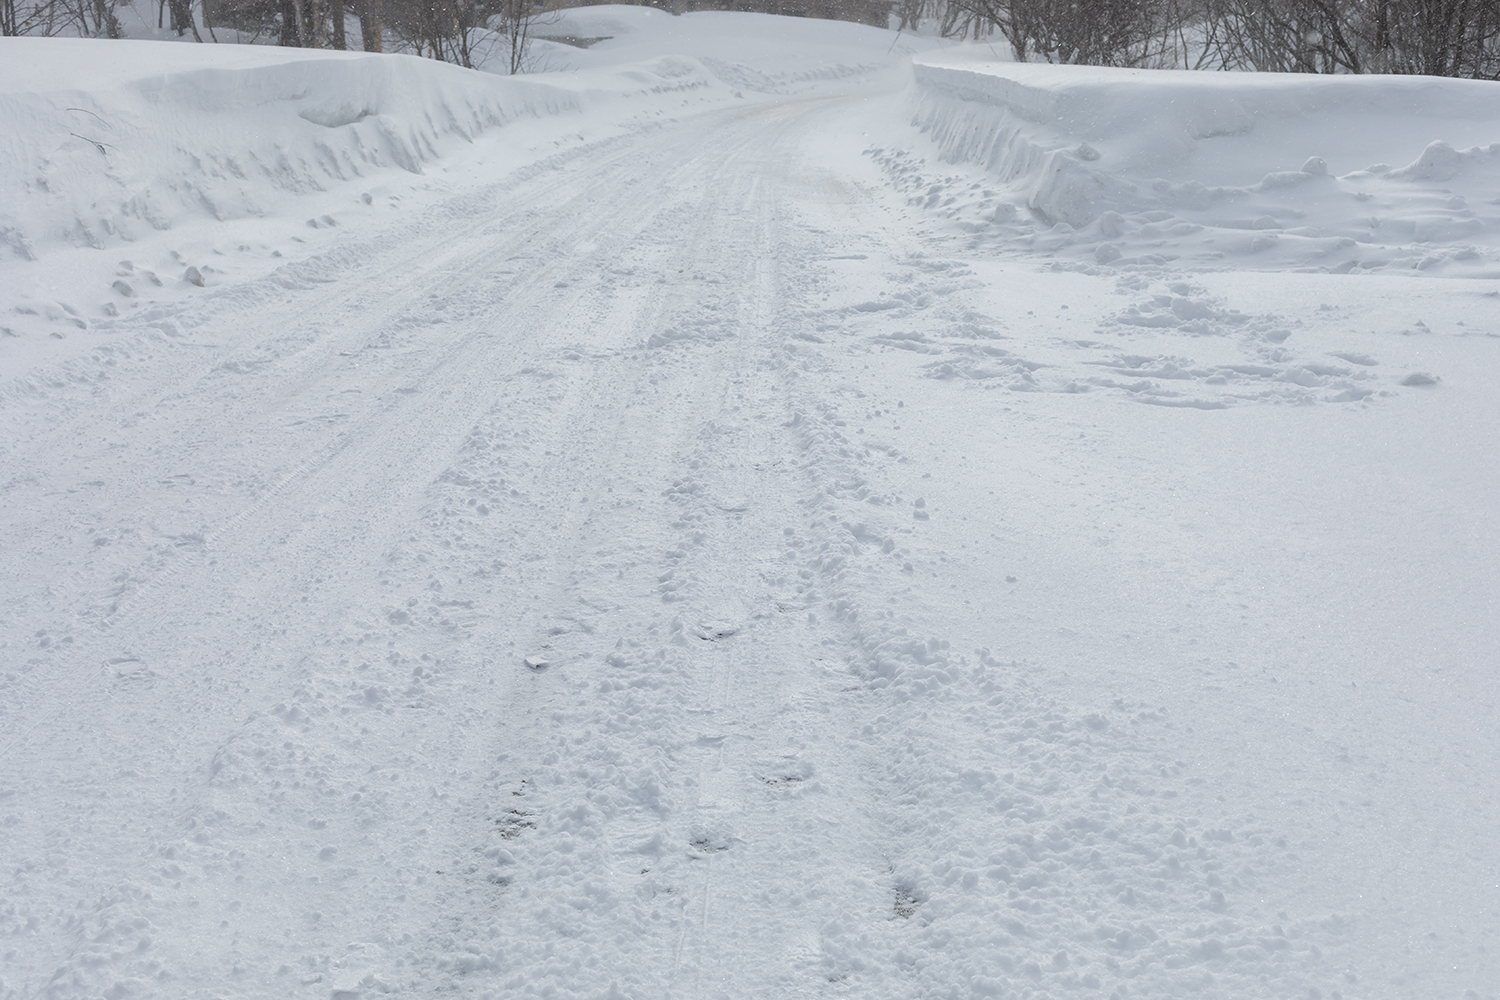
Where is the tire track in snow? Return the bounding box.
[0,130,666,664]
[388,95,911,998]
[0,126,703,769]
[0,108,812,998]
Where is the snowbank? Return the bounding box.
[0,36,713,264]
[904,48,1500,272]
[531,7,920,91]
[0,13,932,373]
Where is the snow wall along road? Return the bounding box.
[0,38,717,269]
[904,48,1500,275]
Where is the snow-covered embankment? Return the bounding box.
[901,48,1500,273]
[0,38,712,263]
[0,36,726,367]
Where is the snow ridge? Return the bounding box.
[0,39,715,266]
[906,49,1500,274]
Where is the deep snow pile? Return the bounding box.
[893,48,1500,274]
[0,38,714,261]
[527,6,911,92]
[0,8,918,264]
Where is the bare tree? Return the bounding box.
[1199,0,1364,71]
[168,0,203,37]
[4,0,1496,82]
[950,0,1188,64]
[44,0,126,36]
[495,0,543,73]
[1370,0,1500,75]
[357,0,383,50]
[384,0,462,59]
[893,0,926,28]
[1198,0,1500,76]
[381,0,546,70]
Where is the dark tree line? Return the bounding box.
[2,0,548,72]
[3,0,131,36]
[1202,0,1500,75]
[2,0,224,38]
[897,0,1500,75]
[6,0,1500,78]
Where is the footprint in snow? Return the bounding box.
[687,821,735,855]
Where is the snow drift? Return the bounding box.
[533,6,913,91]
[0,15,929,372]
[0,9,918,269]
[0,37,715,264]
[907,48,1500,272]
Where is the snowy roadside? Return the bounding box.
[844,48,1500,413]
[0,11,928,382]
[894,47,1500,277]
[0,38,722,378]
[806,63,1500,999]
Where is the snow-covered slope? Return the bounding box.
[899,48,1500,273]
[1,38,718,258]
[0,36,722,365]
[529,7,917,90]
[0,16,935,374]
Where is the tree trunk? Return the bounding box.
[357,0,382,51]
[303,0,325,47]
[168,0,200,38]
[332,0,346,47]
[98,0,124,37]
[281,0,303,44]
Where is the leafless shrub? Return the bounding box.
[894,0,1000,38]
[1199,0,1500,76]
[4,0,124,35]
[4,0,1497,82]
[946,0,1192,65]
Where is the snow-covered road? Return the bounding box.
[3,31,1498,1000]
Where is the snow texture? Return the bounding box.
[1,11,1497,1000]
[904,47,1500,275]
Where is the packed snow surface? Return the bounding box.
[2,11,1498,1000]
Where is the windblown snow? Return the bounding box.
[1,10,1497,1000]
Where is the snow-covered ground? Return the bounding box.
[905,48,1500,275]
[2,11,1498,1000]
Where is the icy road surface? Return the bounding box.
[4,56,1499,1000]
